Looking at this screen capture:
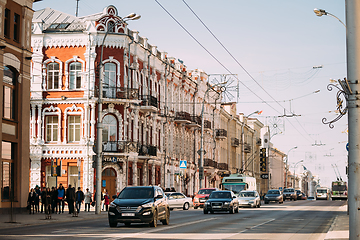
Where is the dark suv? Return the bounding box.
[108,186,170,227]
[283,188,297,201]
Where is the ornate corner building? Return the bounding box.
[29,5,267,197]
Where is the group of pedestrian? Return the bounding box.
[27,184,93,216]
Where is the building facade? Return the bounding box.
[0,0,37,212]
[29,5,266,197]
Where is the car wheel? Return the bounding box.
[203,209,208,214]
[210,210,214,214]
[161,208,170,225]
[194,206,199,209]
[149,210,158,227]
[109,219,117,228]
[229,207,234,214]
[124,222,131,227]
[183,202,190,210]
[265,201,269,204]
[257,202,260,208]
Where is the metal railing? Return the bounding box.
[99,87,139,99]
[204,120,211,129]
[175,111,191,121]
[138,144,157,156]
[231,138,240,147]
[190,115,201,125]
[204,158,217,168]
[218,163,228,170]
[140,95,158,108]
[215,129,227,138]
[102,141,138,153]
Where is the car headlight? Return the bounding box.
[224,202,230,205]
[264,196,268,199]
[205,202,210,205]
[141,202,153,208]
[109,202,117,208]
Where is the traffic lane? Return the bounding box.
[0,200,345,240]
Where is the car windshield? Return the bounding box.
[317,189,327,193]
[267,190,280,195]
[118,187,154,199]
[284,189,294,192]
[238,192,255,197]
[222,184,245,194]
[210,192,231,199]
[198,189,215,195]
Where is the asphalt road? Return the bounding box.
[0,199,346,240]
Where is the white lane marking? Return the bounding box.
[238,218,276,234]
[324,230,349,239]
[107,217,218,240]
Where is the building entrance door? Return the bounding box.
[102,168,117,200]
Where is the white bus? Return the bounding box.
[221,174,256,194]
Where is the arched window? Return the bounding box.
[47,62,59,90]
[69,62,81,89]
[3,66,16,120]
[103,114,117,142]
[104,63,116,98]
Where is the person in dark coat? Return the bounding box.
[51,187,58,213]
[27,188,36,214]
[34,185,41,213]
[44,187,52,219]
[40,187,46,213]
[75,187,84,213]
[65,184,76,214]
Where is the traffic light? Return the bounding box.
[51,159,62,177]
[260,148,267,172]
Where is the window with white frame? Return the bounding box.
[68,115,81,142]
[47,62,60,90]
[102,114,117,142]
[68,166,79,188]
[46,116,58,142]
[69,62,82,89]
[104,63,116,98]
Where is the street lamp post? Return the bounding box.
[284,146,297,189]
[313,8,346,28]
[293,160,303,188]
[199,82,226,189]
[95,13,140,214]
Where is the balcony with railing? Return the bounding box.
[186,115,201,128]
[218,163,228,170]
[139,95,158,113]
[215,129,227,139]
[244,143,251,153]
[102,141,138,153]
[204,120,211,130]
[174,111,191,124]
[138,144,157,157]
[99,87,139,101]
[231,138,240,147]
[204,158,217,168]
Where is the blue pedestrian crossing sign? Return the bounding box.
[179,160,187,169]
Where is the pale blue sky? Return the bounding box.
[33,0,348,187]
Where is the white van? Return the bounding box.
[316,187,330,200]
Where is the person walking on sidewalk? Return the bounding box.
[66,184,76,215]
[44,187,52,219]
[40,187,46,213]
[104,192,110,211]
[51,187,58,213]
[84,188,92,212]
[57,184,65,214]
[75,187,84,213]
[27,188,36,214]
[34,185,41,213]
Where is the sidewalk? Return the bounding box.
[0,205,107,230]
[323,204,349,240]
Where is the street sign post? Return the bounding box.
[180,160,187,169]
[261,173,269,179]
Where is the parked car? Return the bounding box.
[296,190,302,200]
[316,187,330,200]
[165,192,193,210]
[203,190,239,214]
[283,188,297,201]
[237,190,261,208]
[108,186,170,228]
[193,188,219,209]
[264,189,283,204]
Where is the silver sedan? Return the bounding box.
[166,192,193,210]
[237,190,261,208]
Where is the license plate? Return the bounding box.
[213,206,221,208]
[200,200,205,202]
[122,213,135,217]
